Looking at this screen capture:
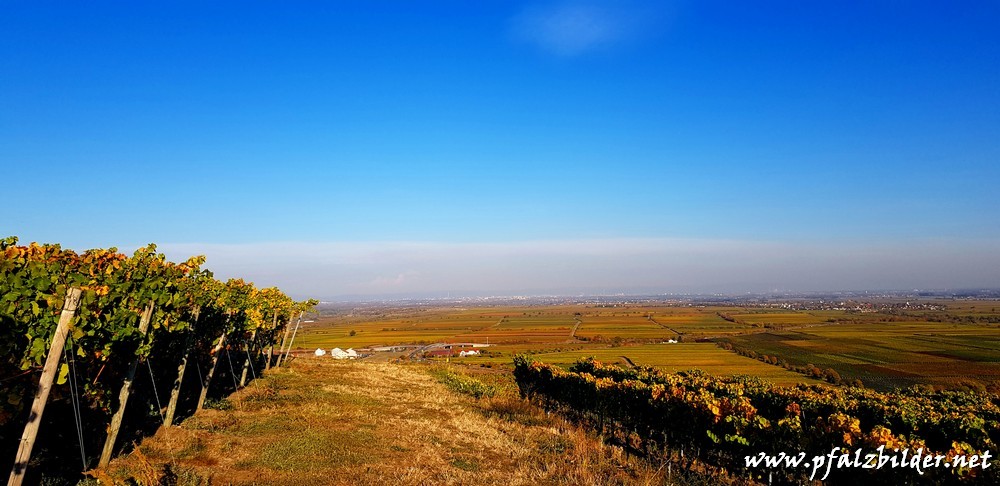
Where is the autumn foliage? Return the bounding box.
[513,356,1000,484]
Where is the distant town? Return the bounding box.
[314,288,1000,313]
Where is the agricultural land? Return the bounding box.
[293,298,1000,392]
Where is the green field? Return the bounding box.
[724,320,1000,391]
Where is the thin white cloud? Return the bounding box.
[156,238,1000,300]
[510,1,660,56]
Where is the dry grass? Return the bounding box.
[101,357,714,485]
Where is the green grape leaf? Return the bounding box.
[30,338,47,363]
[57,363,69,385]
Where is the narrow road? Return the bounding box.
[566,317,582,343]
[647,315,683,339]
[477,317,505,332]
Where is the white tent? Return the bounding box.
[314,348,327,356]
[330,347,349,359]
[345,348,358,359]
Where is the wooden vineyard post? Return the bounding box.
[265,312,278,371]
[164,307,199,427]
[274,314,296,368]
[238,329,258,387]
[98,300,154,468]
[196,330,228,411]
[8,288,82,486]
[280,312,304,365]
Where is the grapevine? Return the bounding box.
[513,356,1000,484]
[0,236,316,481]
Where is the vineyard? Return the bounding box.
[0,237,315,485]
[513,356,1000,485]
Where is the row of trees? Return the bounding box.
[513,356,999,485]
[716,341,858,386]
[1,237,316,484]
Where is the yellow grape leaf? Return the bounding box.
[57,363,69,385]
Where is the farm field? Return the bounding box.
[573,306,757,339]
[296,304,769,350]
[724,320,1000,391]
[474,343,816,387]
[453,313,577,343]
[574,314,675,340]
[725,311,826,326]
[296,306,585,348]
[297,300,1000,392]
[294,310,494,348]
[651,307,753,337]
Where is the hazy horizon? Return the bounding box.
[148,237,999,301]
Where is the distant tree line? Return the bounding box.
[715,341,858,387]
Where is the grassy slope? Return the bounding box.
[102,358,677,486]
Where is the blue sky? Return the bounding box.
[3,1,999,298]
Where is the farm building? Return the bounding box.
[330,347,358,360]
